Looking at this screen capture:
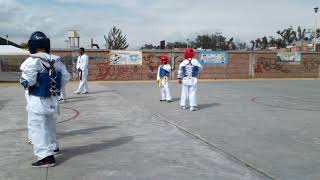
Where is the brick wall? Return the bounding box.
[3,49,317,81]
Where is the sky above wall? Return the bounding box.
[1,0,320,49]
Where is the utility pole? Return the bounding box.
[314,6,319,51]
[5,34,8,45]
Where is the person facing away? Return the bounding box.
[178,48,203,111]
[157,55,172,102]
[20,31,70,167]
[74,47,89,94]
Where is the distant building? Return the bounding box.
[0,37,22,48]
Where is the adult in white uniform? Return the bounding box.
[58,60,68,102]
[178,48,203,111]
[157,55,172,102]
[75,47,89,94]
[20,31,70,167]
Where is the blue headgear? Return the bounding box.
[28,31,50,54]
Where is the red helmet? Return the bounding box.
[159,55,169,64]
[184,48,194,59]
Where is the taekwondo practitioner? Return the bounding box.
[74,47,89,94]
[58,59,68,103]
[20,31,70,167]
[177,48,203,111]
[157,55,172,102]
[24,89,32,144]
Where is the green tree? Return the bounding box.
[20,42,28,49]
[141,44,158,49]
[104,26,129,50]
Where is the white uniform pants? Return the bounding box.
[28,111,58,160]
[77,75,89,93]
[180,84,197,107]
[60,85,67,100]
[160,82,172,101]
[24,90,32,141]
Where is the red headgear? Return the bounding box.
[159,55,169,64]
[184,48,194,59]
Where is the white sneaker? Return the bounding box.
[27,139,32,145]
[181,106,187,110]
[190,106,198,111]
[74,91,80,94]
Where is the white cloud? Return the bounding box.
[1,0,320,49]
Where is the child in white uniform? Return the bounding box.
[157,55,172,102]
[178,48,203,111]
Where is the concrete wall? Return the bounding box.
[2,49,320,81]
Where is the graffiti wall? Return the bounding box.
[49,49,320,81]
[253,52,319,78]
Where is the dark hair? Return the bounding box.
[79,47,85,51]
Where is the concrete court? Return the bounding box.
[0,80,319,180]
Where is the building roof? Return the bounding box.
[0,37,22,48]
[0,45,30,56]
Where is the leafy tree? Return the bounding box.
[194,34,226,50]
[141,44,158,50]
[20,42,28,48]
[166,42,188,49]
[104,26,129,50]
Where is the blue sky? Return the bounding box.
[1,0,320,49]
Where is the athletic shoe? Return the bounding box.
[74,91,80,94]
[31,155,56,168]
[53,148,60,155]
[190,106,198,111]
[58,98,66,103]
[81,92,89,94]
[160,100,165,102]
[181,106,187,110]
[167,100,172,103]
[26,139,32,145]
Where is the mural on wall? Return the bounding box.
[200,51,228,65]
[110,50,142,65]
[276,52,301,64]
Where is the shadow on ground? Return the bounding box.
[57,136,134,165]
[58,126,115,138]
[198,103,221,110]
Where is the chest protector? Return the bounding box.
[181,61,199,78]
[159,66,170,78]
[29,61,62,97]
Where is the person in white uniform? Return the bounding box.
[58,60,68,102]
[24,89,33,144]
[178,48,203,111]
[20,31,70,167]
[75,47,89,94]
[156,55,172,102]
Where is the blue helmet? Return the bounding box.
[28,31,50,54]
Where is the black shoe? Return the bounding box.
[160,100,165,102]
[31,155,56,168]
[167,100,172,103]
[53,148,60,155]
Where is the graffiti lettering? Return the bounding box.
[144,54,160,80]
[302,59,320,72]
[254,57,290,74]
[96,62,139,80]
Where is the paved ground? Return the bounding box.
[0,80,320,180]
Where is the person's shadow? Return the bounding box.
[57,136,134,165]
[198,103,221,110]
[57,126,115,139]
[86,90,116,95]
[170,97,180,102]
